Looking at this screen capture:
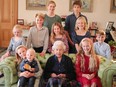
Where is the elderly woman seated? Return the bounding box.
[40,40,80,87]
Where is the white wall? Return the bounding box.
[18,0,116,29]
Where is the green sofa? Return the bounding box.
[0,54,115,87]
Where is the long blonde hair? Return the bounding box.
[50,22,64,44]
[75,16,88,31]
[15,45,27,64]
[78,38,98,72]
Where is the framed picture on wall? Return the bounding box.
[69,0,93,12]
[17,19,24,25]
[110,0,116,13]
[26,0,48,10]
[91,22,98,29]
[106,21,114,31]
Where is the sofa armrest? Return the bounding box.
[97,55,116,87]
[101,64,116,87]
[0,56,18,87]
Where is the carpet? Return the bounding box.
[0,47,7,57]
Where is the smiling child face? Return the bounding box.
[17,47,27,59]
[26,49,35,62]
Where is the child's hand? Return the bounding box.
[89,73,95,79]
[30,68,35,72]
[39,52,45,57]
[0,52,10,61]
[20,71,30,78]
[5,52,10,56]
[85,74,91,79]
[83,74,91,80]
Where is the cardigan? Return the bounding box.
[43,54,76,81]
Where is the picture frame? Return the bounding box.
[110,0,116,13]
[69,0,93,12]
[26,0,48,10]
[106,21,114,31]
[91,22,98,29]
[17,19,24,25]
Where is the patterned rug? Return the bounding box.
[0,47,7,57]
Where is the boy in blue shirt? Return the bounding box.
[94,30,112,59]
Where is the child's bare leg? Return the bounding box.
[91,82,96,87]
[83,84,90,87]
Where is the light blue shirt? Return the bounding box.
[7,37,26,55]
[94,42,112,59]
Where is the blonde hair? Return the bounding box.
[50,22,64,44]
[15,45,27,64]
[52,40,66,51]
[47,0,56,7]
[27,48,36,57]
[35,13,45,19]
[75,16,88,31]
[78,38,98,72]
[12,24,22,34]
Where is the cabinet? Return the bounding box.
[0,0,18,47]
[89,28,98,42]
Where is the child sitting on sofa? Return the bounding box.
[15,45,43,87]
[0,24,25,62]
[75,38,102,87]
[19,48,39,87]
[94,30,112,59]
[0,24,25,78]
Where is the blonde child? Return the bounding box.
[0,24,25,61]
[15,45,43,87]
[18,48,39,87]
[94,30,112,59]
[26,13,49,56]
[72,16,91,53]
[75,38,102,87]
[48,22,69,53]
[65,0,88,53]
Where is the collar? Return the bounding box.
[54,55,65,63]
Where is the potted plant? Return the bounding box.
[108,40,116,58]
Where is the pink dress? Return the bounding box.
[75,54,102,87]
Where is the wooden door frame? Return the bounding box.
[0,0,18,47]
